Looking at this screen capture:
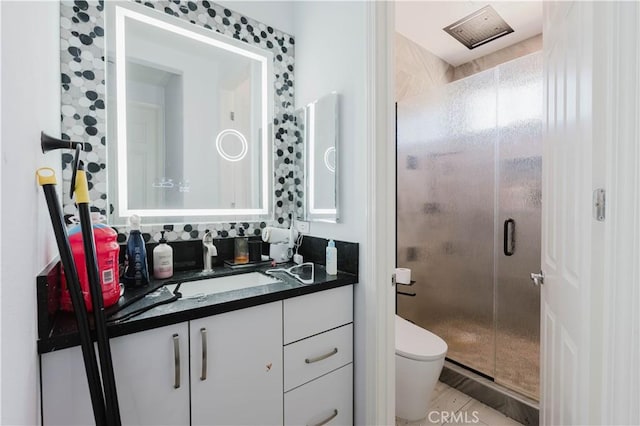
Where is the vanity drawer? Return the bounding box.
[284,285,353,344]
[284,324,352,391]
[284,363,353,426]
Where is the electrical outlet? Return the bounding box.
[295,220,310,234]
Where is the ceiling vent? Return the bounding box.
[443,5,514,50]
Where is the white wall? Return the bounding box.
[0,1,61,424]
[216,0,294,35]
[293,2,369,423]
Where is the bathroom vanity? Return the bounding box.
[39,266,355,425]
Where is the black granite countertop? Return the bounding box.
[38,263,357,354]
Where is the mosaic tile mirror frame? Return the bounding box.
[59,0,301,243]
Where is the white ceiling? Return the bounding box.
[395,1,542,67]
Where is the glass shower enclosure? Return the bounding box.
[396,52,542,400]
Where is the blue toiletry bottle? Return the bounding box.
[124,214,150,288]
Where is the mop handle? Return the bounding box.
[74,167,122,426]
[36,168,107,426]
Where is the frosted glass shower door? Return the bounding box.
[494,53,542,399]
[397,68,497,378]
[397,52,542,399]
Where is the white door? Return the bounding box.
[541,2,599,425]
[190,301,283,426]
[127,101,164,208]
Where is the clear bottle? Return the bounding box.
[326,239,337,275]
[234,237,249,264]
[153,231,173,279]
[124,215,150,288]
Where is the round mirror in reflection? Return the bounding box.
[215,129,248,162]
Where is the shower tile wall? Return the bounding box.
[395,32,542,103]
[395,33,453,103]
[397,52,542,400]
[451,35,542,82]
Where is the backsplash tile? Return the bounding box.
[59,0,297,242]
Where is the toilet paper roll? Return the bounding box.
[262,226,290,244]
[395,268,412,284]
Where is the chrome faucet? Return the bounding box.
[202,231,218,271]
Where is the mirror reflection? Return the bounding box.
[296,92,340,223]
[106,3,273,222]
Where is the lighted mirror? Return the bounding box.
[105,2,273,224]
[296,92,339,223]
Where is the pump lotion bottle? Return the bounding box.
[326,239,337,275]
[153,231,173,279]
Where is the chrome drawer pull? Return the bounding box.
[305,347,338,364]
[308,409,338,426]
[172,333,180,389]
[200,328,207,381]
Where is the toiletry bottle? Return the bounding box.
[124,214,150,288]
[326,239,337,275]
[153,231,173,279]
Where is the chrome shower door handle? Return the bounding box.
[173,333,180,389]
[530,271,545,286]
[200,328,207,381]
[504,218,515,256]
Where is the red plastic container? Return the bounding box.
[60,220,121,312]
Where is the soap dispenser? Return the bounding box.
[326,239,337,275]
[153,231,173,279]
[124,214,150,288]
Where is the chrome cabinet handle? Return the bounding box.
[305,348,338,364]
[173,333,180,389]
[200,328,207,381]
[308,409,338,426]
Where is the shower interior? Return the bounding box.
[396,52,542,400]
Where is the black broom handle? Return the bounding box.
[75,164,122,426]
[36,168,107,426]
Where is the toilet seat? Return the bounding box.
[396,315,448,361]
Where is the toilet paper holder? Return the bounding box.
[393,273,416,297]
[394,275,416,314]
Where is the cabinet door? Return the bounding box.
[109,322,190,425]
[41,322,190,426]
[284,363,353,426]
[190,301,283,426]
[41,346,94,425]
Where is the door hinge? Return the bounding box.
[593,188,605,221]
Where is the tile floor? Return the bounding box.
[396,381,523,426]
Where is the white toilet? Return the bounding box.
[395,315,448,421]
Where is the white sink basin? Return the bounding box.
[165,272,281,299]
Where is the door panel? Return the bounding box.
[110,323,190,425]
[541,2,592,424]
[494,52,542,400]
[397,68,497,378]
[190,301,283,426]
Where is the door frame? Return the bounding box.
[365,1,395,425]
[380,1,640,424]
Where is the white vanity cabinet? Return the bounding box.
[283,285,354,425]
[41,322,190,425]
[190,301,283,426]
[41,285,354,426]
